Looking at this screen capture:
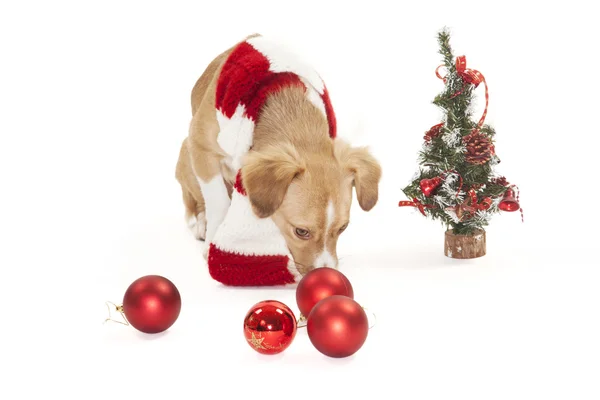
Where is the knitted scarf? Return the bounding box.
[207,36,336,286]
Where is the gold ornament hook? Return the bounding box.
[362,307,377,330]
[297,313,307,328]
[103,301,129,326]
[296,307,376,329]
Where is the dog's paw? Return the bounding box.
[187,212,207,241]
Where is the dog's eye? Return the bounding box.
[339,223,348,233]
[295,228,310,239]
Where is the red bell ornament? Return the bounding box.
[419,177,442,197]
[498,188,520,212]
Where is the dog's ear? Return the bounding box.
[241,144,305,218]
[334,139,382,211]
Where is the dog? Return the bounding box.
[175,34,381,283]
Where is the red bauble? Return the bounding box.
[419,177,442,197]
[498,188,520,212]
[307,295,369,358]
[122,275,181,334]
[243,300,297,355]
[296,267,354,317]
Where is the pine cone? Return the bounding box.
[463,131,494,165]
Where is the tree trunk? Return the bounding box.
[444,229,486,259]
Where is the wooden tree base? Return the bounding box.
[444,229,486,259]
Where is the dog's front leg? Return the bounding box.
[197,174,230,245]
[187,140,231,249]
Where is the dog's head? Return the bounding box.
[241,138,381,275]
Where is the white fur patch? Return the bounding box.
[197,175,231,244]
[325,201,335,234]
[186,214,197,229]
[246,36,325,94]
[314,250,337,269]
[312,201,337,269]
[189,212,206,241]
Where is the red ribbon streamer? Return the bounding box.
[436,55,489,134]
[398,198,435,216]
[510,185,525,222]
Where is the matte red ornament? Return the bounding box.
[419,177,442,197]
[296,267,354,317]
[307,295,369,358]
[498,188,520,212]
[243,300,297,355]
[121,275,182,334]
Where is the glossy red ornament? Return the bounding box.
[498,188,520,212]
[243,300,297,355]
[419,177,442,197]
[307,295,369,358]
[122,275,181,334]
[296,267,354,317]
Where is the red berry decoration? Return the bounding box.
[490,176,509,186]
[307,295,369,358]
[296,267,354,317]
[243,300,297,355]
[116,275,182,334]
[424,123,444,143]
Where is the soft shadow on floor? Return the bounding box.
[338,245,483,271]
[214,283,298,292]
[134,330,171,341]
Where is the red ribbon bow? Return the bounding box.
[467,189,492,211]
[436,55,489,134]
[398,198,435,216]
[455,56,485,87]
[447,189,492,221]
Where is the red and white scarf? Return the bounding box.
[206,36,336,286]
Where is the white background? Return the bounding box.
[1,1,598,399]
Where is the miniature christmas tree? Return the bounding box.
[399,28,522,258]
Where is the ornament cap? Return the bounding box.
[297,313,307,328]
[103,301,129,326]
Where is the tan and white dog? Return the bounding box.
[175,34,381,286]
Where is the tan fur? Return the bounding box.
[176,35,382,274]
[242,142,306,218]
